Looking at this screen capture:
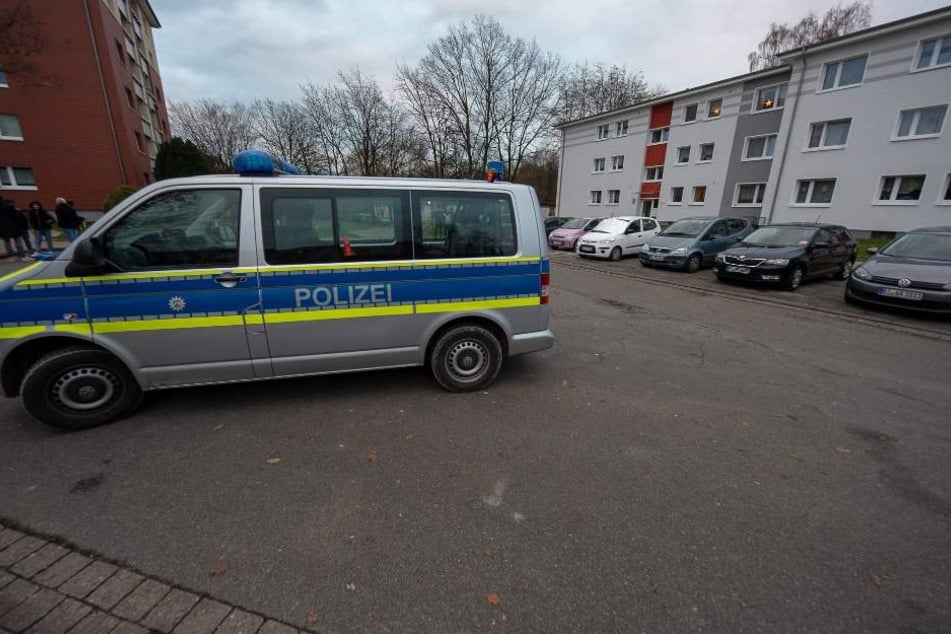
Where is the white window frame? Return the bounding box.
[669,186,684,205]
[911,34,951,73]
[589,190,602,205]
[610,155,624,171]
[733,182,767,207]
[939,173,951,206]
[648,127,669,144]
[892,104,948,141]
[0,165,38,190]
[817,54,868,93]
[682,103,699,124]
[0,114,24,141]
[0,66,7,88]
[805,118,851,151]
[690,186,707,206]
[615,120,629,137]
[706,98,723,119]
[592,157,606,173]
[697,143,714,163]
[874,174,926,206]
[791,178,837,207]
[645,166,664,181]
[752,83,787,113]
[607,189,621,205]
[675,146,690,165]
[742,134,777,161]
[597,124,610,140]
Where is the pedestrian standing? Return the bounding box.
[0,197,33,261]
[54,197,82,243]
[27,201,56,251]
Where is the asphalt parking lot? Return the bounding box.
[1,256,950,633]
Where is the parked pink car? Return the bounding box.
[548,217,604,250]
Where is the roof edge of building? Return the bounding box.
[141,0,160,28]
[556,65,790,130]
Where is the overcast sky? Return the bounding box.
[152,0,947,104]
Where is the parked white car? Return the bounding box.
[576,216,660,261]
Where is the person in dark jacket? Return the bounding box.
[0,198,32,261]
[27,201,56,251]
[54,197,82,243]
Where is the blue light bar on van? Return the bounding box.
[486,160,505,182]
[233,149,303,176]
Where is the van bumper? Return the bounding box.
[509,329,555,356]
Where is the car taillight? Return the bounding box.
[540,272,550,304]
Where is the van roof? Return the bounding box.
[151,174,537,193]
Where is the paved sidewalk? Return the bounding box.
[0,523,311,634]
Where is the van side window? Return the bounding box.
[102,189,240,271]
[414,191,517,258]
[261,189,411,265]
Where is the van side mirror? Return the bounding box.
[65,238,106,277]
[866,247,879,256]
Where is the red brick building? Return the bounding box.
[0,0,169,212]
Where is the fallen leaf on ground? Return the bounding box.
[366,453,377,463]
[835,446,851,454]
[561,379,572,389]
[210,563,228,577]
[405,433,415,441]
[784,413,799,421]
[240,488,251,504]
[740,421,751,430]
[484,549,494,559]
[485,592,502,606]
[266,457,282,465]
[870,572,891,586]
[212,424,224,431]
[691,604,701,613]
[789,454,806,462]
[306,610,318,624]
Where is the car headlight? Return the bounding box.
[671,247,687,255]
[715,253,727,262]
[763,258,789,266]
[853,266,872,280]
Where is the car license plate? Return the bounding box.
[725,265,750,274]
[877,287,923,301]
[579,245,595,253]
[551,240,562,247]
[650,254,665,261]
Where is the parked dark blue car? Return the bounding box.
[640,216,752,273]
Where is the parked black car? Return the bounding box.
[544,216,573,235]
[845,226,951,314]
[714,223,857,291]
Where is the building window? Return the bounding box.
[117,0,128,15]
[615,120,628,137]
[734,183,766,206]
[611,155,624,171]
[670,186,684,204]
[125,87,135,109]
[820,55,867,91]
[125,36,135,59]
[707,98,722,118]
[607,189,620,205]
[744,134,776,160]
[895,105,947,139]
[676,146,690,164]
[649,127,669,144]
[0,165,37,189]
[698,143,714,162]
[794,179,836,205]
[593,157,605,173]
[691,186,707,204]
[878,175,925,203]
[134,131,143,152]
[683,103,698,123]
[0,65,6,87]
[589,190,602,204]
[597,124,610,140]
[807,119,851,149]
[0,114,23,140]
[753,83,787,112]
[645,166,664,181]
[915,35,951,71]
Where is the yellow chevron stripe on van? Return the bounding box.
[16,268,227,287]
[53,324,94,336]
[262,305,414,324]
[0,262,43,284]
[90,315,247,334]
[0,325,46,339]
[415,297,540,314]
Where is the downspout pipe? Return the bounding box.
[766,50,807,224]
[83,0,127,187]
[554,127,566,216]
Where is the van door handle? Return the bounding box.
[215,273,247,288]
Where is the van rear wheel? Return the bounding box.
[430,325,503,392]
[21,347,143,430]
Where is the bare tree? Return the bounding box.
[397,66,457,178]
[299,82,350,175]
[0,0,45,82]
[748,2,873,71]
[168,100,257,170]
[556,62,659,122]
[251,99,317,173]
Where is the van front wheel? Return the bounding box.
[21,347,143,430]
[430,325,504,392]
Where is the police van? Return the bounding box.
[0,152,553,429]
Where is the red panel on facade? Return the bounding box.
[644,143,667,167]
[649,101,673,129]
[639,182,662,199]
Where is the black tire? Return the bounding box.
[608,247,622,262]
[783,266,804,291]
[430,325,504,392]
[21,347,143,430]
[639,259,651,267]
[834,259,854,281]
[684,254,702,273]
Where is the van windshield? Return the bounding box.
[660,219,709,238]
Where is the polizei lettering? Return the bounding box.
[294,284,393,308]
